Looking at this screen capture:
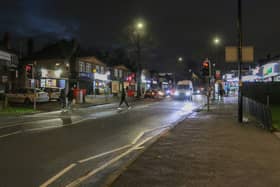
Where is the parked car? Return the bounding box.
[42,87,61,101]
[7,88,49,104]
[144,89,157,98]
[144,89,165,98]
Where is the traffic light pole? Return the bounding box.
[237,0,243,123]
[32,62,37,111]
[207,59,212,111]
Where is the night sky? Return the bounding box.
[1,0,280,74]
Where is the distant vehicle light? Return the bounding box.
[174,91,179,96]
[186,91,191,96]
[158,91,164,96]
[196,90,200,94]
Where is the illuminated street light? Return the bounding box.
[213,37,221,45]
[136,22,144,30]
[178,57,183,63]
[134,19,146,98]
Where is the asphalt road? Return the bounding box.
[0,96,205,187]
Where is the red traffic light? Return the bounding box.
[25,65,32,72]
[203,61,209,67]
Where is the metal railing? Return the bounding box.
[243,96,272,131]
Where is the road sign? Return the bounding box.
[225,46,254,63]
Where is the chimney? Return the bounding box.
[3,32,11,49]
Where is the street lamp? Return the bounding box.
[134,20,146,98]
[178,57,183,63]
[136,22,144,30]
[213,37,221,45]
[211,37,222,100]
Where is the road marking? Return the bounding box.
[0,118,62,130]
[66,136,154,187]
[0,131,21,139]
[144,125,171,134]
[133,146,145,150]
[131,131,145,144]
[40,163,77,187]
[78,144,132,164]
[25,125,62,132]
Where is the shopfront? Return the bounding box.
[40,69,68,89]
[262,62,280,82]
[94,72,110,95]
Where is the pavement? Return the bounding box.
[111,97,280,187]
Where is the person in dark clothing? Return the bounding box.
[59,89,66,109]
[218,83,224,101]
[67,87,74,109]
[118,86,131,109]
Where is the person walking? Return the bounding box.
[218,82,224,101]
[118,85,131,110]
[59,89,66,111]
[67,87,74,110]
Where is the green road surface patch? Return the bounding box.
[0,107,38,116]
[271,105,280,130]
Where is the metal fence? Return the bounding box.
[243,96,272,131]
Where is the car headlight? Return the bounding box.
[174,91,179,96]
[158,91,164,96]
[186,91,191,96]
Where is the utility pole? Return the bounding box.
[136,32,142,98]
[237,0,243,123]
[33,61,37,110]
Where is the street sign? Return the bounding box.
[225,46,254,63]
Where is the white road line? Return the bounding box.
[131,131,145,144]
[66,136,154,187]
[0,119,62,129]
[144,125,171,134]
[78,144,132,164]
[25,125,62,132]
[40,163,77,187]
[0,123,23,129]
[0,131,21,139]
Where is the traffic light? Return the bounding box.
[202,60,210,77]
[25,64,33,79]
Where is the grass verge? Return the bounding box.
[0,107,37,116]
[271,105,280,130]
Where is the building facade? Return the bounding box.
[0,49,18,93]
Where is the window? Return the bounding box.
[86,63,91,73]
[79,62,85,72]
[114,69,118,77]
[119,70,123,78]
[96,65,100,73]
[101,66,104,74]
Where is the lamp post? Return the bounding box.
[211,36,221,100]
[237,0,243,123]
[173,57,183,87]
[135,20,145,98]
